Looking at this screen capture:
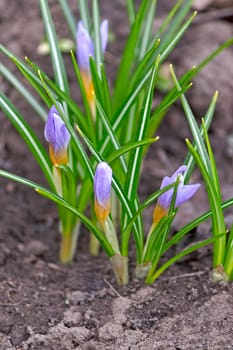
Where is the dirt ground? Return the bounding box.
[1,1,233,349]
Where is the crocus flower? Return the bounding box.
[44,105,71,166]
[153,165,201,225]
[94,162,112,225]
[76,20,108,117]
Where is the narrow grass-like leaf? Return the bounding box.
[125,60,158,203]
[92,0,102,74]
[164,198,233,254]
[158,0,192,54]
[40,0,69,95]
[113,0,149,107]
[148,83,192,138]
[58,0,77,39]
[170,65,210,170]
[100,64,112,119]
[0,169,114,256]
[95,99,127,173]
[186,139,226,266]
[0,45,51,108]
[129,38,161,91]
[69,50,96,141]
[107,138,159,164]
[224,224,233,278]
[99,66,152,156]
[184,92,217,184]
[25,55,91,137]
[153,0,184,41]
[38,70,94,180]
[0,94,54,189]
[138,1,157,60]
[160,11,197,62]
[79,0,91,33]
[59,165,77,234]
[148,233,226,283]
[0,63,47,121]
[121,183,176,257]
[202,116,221,200]
[74,124,144,260]
[126,0,135,26]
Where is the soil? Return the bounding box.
[1,1,233,349]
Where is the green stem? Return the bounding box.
[89,233,100,256]
[109,254,129,286]
[60,223,80,263]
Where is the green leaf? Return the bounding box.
[125,59,159,204]
[0,169,115,256]
[0,45,51,108]
[69,50,96,141]
[79,0,91,34]
[164,198,233,254]
[92,0,102,74]
[0,63,47,121]
[160,10,197,62]
[38,70,94,179]
[186,139,226,266]
[95,98,127,173]
[121,182,176,256]
[113,0,149,107]
[40,0,69,95]
[147,232,226,284]
[74,124,144,260]
[138,1,157,60]
[184,91,217,184]
[202,104,221,200]
[107,138,159,164]
[170,65,210,170]
[0,94,54,189]
[59,165,77,234]
[99,66,152,156]
[58,0,77,39]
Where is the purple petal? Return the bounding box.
[175,183,201,207]
[44,105,71,152]
[157,165,200,210]
[100,20,108,54]
[94,162,112,207]
[76,21,94,70]
[170,165,187,181]
[158,176,174,209]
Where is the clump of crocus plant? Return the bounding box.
[44,105,79,263]
[153,165,201,225]
[135,165,201,281]
[76,20,108,118]
[44,104,71,166]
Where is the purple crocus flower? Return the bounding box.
[76,20,108,71]
[44,105,71,166]
[76,20,108,117]
[153,165,201,225]
[94,162,112,224]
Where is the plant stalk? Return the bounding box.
[109,254,129,286]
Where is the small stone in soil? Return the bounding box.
[112,297,131,325]
[98,321,123,341]
[63,307,83,327]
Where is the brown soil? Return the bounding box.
[1,1,233,349]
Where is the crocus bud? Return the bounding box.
[44,105,71,166]
[94,162,112,225]
[153,165,201,225]
[76,20,108,118]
